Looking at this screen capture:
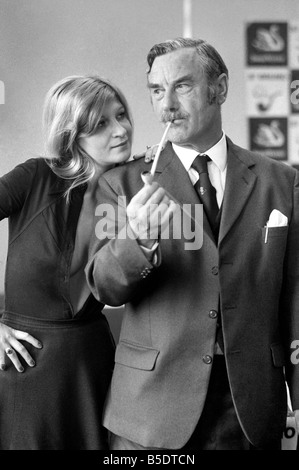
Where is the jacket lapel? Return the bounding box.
[153,142,215,243]
[154,142,198,204]
[218,138,257,245]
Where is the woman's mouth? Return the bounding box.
[112,140,128,148]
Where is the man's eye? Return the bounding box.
[176,83,190,92]
[151,89,164,100]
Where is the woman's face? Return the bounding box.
[79,98,132,172]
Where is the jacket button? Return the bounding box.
[203,355,213,364]
[211,266,218,275]
[209,310,218,319]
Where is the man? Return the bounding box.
[86,38,299,450]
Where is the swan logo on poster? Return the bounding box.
[247,22,288,66]
[249,117,288,160]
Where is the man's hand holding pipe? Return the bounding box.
[127,182,177,249]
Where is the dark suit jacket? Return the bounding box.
[86,137,299,449]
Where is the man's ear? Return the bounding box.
[216,73,228,105]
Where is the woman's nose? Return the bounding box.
[112,120,127,137]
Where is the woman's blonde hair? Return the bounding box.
[43,74,133,201]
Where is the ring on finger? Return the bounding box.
[5,347,14,355]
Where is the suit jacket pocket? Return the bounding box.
[262,225,288,240]
[270,342,286,367]
[115,340,160,371]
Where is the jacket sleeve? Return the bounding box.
[85,174,156,306]
[0,158,38,220]
[282,169,299,410]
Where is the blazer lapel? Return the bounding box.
[153,142,216,243]
[218,138,257,245]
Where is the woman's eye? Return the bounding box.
[97,120,105,128]
[117,112,126,120]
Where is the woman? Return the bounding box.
[0,75,133,449]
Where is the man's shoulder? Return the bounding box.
[227,137,297,178]
[101,158,151,185]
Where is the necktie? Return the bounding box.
[192,154,224,352]
[192,154,219,239]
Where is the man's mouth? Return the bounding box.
[162,116,185,125]
[171,118,184,124]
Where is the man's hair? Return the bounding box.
[146,37,228,86]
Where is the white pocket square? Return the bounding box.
[266,209,288,227]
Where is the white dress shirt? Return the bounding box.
[172,132,228,208]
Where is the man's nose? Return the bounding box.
[162,89,179,111]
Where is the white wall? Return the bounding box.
[0,0,298,293]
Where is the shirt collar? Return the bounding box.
[172,132,227,173]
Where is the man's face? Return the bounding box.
[147,48,224,151]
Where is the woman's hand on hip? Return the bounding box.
[0,322,42,372]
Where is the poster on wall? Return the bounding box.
[249,117,288,160]
[247,22,288,66]
[245,68,289,116]
[289,22,299,68]
[288,117,299,165]
[246,21,299,165]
